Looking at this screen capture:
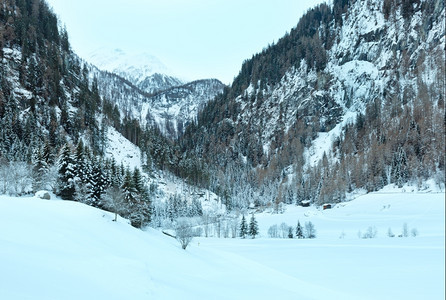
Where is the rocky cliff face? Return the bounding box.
[231,0,444,154]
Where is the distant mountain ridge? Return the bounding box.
[143,79,225,137]
[87,47,226,138]
[91,65,225,138]
[88,48,183,94]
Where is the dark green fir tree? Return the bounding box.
[240,214,248,239]
[248,214,259,239]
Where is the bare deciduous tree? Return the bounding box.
[0,161,32,196]
[305,221,316,239]
[104,186,125,222]
[175,219,194,250]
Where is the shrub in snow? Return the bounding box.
[268,224,279,238]
[175,219,194,250]
[402,223,409,237]
[362,226,377,239]
[280,222,289,238]
[411,228,419,237]
[1,161,33,196]
[387,227,395,238]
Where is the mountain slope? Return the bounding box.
[180,0,445,208]
[143,79,225,137]
[0,0,107,156]
[93,65,225,137]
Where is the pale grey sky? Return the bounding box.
[46,0,327,83]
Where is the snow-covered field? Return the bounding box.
[0,189,444,300]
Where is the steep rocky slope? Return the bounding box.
[180,0,445,208]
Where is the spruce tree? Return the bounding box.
[121,167,152,228]
[57,144,75,200]
[133,167,144,196]
[121,167,136,206]
[296,220,304,239]
[74,140,86,183]
[87,158,107,208]
[248,214,259,239]
[288,227,294,238]
[32,146,48,192]
[239,214,248,238]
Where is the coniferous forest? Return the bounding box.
[0,0,444,229]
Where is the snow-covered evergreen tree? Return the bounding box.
[117,167,152,228]
[87,157,107,208]
[189,198,203,217]
[121,167,136,207]
[239,214,248,238]
[288,226,294,239]
[133,167,144,196]
[74,140,87,183]
[248,214,259,239]
[57,144,76,200]
[32,146,49,192]
[296,220,304,239]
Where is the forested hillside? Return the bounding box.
[180,0,445,210]
[93,67,225,138]
[0,0,211,227]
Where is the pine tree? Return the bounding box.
[189,198,203,217]
[32,146,49,192]
[74,140,86,183]
[121,167,136,206]
[132,167,152,226]
[296,220,304,239]
[239,214,248,238]
[248,214,259,239]
[133,167,144,195]
[288,226,294,238]
[121,167,152,228]
[57,144,75,200]
[87,157,107,208]
[42,141,54,165]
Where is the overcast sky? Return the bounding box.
[46,0,327,84]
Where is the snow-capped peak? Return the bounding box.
[87,48,172,85]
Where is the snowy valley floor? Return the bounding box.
[0,189,444,300]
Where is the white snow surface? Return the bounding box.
[104,127,141,170]
[304,110,358,168]
[0,186,444,300]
